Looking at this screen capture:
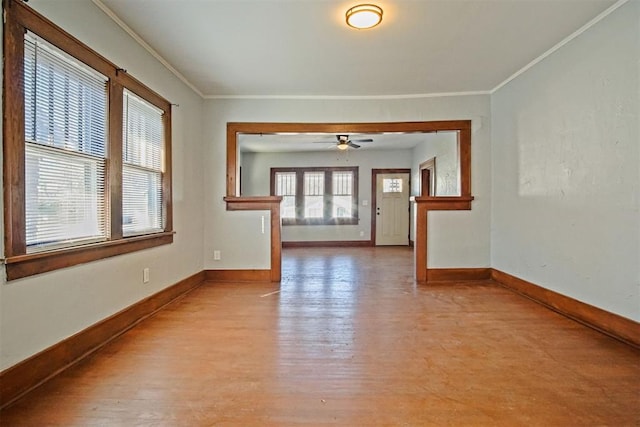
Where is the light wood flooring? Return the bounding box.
[1,247,639,425]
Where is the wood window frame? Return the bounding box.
[3,0,173,280]
[270,167,359,226]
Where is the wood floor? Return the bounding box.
[2,247,639,426]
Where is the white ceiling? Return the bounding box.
[238,131,453,153]
[97,0,618,98]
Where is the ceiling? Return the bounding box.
[238,132,453,153]
[97,0,617,98]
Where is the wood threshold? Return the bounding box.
[283,240,372,248]
[205,269,271,282]
[491,269,640,349]
[0,271,205,410]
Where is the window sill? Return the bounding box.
[411,196,474,210]
[4,231,174,281]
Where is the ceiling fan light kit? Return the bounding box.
[312,135,373,150]
[346,4,383,29]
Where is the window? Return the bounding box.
[3,0,173,280]
[271,167,358,225]
[122,90,164,236]
[275,172,296,219]
[383,178,403,193]
[303,171,325,219]
[332,171,354,218]
[24,32,109,251]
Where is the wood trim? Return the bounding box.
[5,232,175,281]
[413,196,475,282]
[413,196,474,210]
[414,202,428,282]
[419,158,436,196]
[223,196,282,281]
[205,269,271,282]
[227,121,472,199]
[8,0,117,78]
[427,268,491,282]
[2,7,26,257]
[371,169,412,247]
[8,1,171,111]
[491,269,640,349]
[0,271,205,410]
[162,106,173,232]
[2,0,175,279]
[283,240,372,248]
[224,196,282,211]
[270,203,282,282]
[459,125,472,197]
[226,121,474,286]
[108,81,124,240]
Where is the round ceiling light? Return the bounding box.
[346,4,383,29]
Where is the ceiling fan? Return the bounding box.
[313,134,373,150]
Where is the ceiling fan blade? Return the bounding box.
[348,142,361,149]
[352,138,373,143]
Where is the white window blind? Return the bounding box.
[275,172,296,219]
[332,171,353,218]
[304,171,324,218]
[24,31,108,251]
[122,90,164,236]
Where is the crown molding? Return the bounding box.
[204,91,491,101]
[92,0,627,101]
[91,0,205,98]
[491,0,629,94]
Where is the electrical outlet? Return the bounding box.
[213,250,221,261]
[143,267,150,283]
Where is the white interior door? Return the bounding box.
[375,173,410,246]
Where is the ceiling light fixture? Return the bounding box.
[337,142,349,150]
[346,4,383,29]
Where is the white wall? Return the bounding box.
[204,96,491,270]
[241,149,412,242]
[408,131,460,242]
[491,1,639,320]
[410,132,460,197]
[0,1,205,370]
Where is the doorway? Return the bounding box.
[225,120,474,282]
[371,169,411,246]
[420,158,436,196]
